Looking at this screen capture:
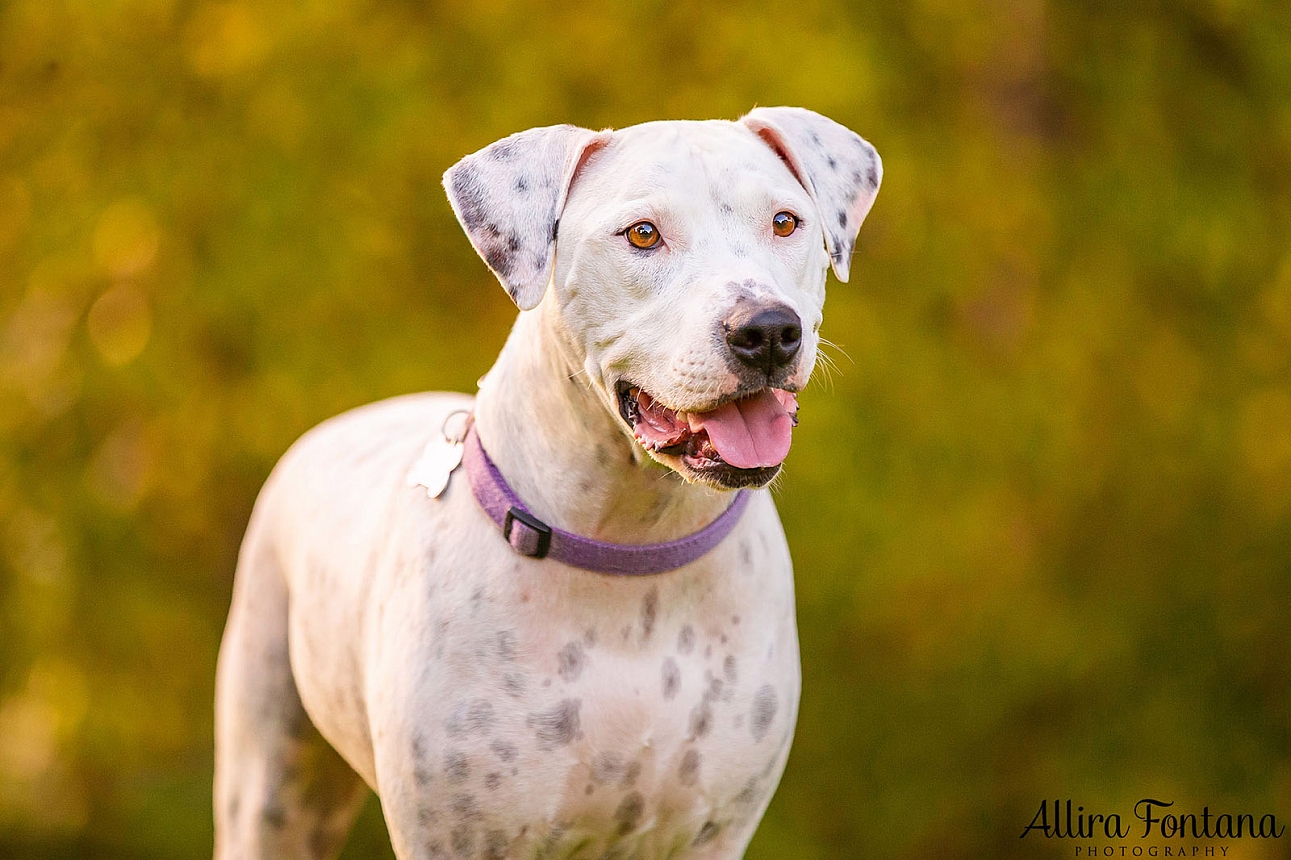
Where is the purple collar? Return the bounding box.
[461,424,749,575]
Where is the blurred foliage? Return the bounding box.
[2,0,1290,857]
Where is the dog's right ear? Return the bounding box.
[443,125,611,311]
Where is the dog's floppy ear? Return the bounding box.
[740,107,882,283]
[443,124,611,310]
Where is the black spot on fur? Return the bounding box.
[615,792,645,835]
[528,698,581,749]
[484,829,508,858]
[827,155,838,170]
[662,657,680,700]
[414,764,432,786]
[837,209,848,228]
[867,160,880,189]
[451,825,473,856]
[452,793,480,819]
[497,630,517,661]
[558,641,586,682]
[641,587,658,640]
[515,176,529,193]
[689,701,713,739]
[751,685,778,742]
[490,739,518,762]
[485,771,502,790]
[593,752,623,783]
[444,751,470,783]
[678,748,701,786]
[550,215,560,243]
[677,624,695,655]
[503,673,525,697]
[446,699,494,737]
[693,821,721,846]
[262,803,286,829]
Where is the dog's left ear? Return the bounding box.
[443,124,612,310]
[741,107,882,283]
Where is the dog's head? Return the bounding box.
[444,107,881,490]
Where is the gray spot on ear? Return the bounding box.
[484,243,515,279]
[837,209,848,228]
[490,138,518,161]
[558,641,586,682]
[662,657,680,700]
[751,685,778,742]
[614,792,645,835]
[867,161,880,189]
[678,748,701,786]
[528,698,582,749]
[449,165,487,230]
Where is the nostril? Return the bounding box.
[781,325,801,347]
[731,329,765,351]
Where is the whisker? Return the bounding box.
[817,336,854,367]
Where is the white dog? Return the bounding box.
[214,106,880,860]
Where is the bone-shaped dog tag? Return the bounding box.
[407,437,464,499]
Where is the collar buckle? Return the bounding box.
[504,506,552,559]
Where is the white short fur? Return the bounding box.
[214,107,881,860]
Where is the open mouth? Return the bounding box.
[616,382,799,486]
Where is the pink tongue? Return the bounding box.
[692,389,795,469]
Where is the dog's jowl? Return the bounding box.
[214,107,881,860]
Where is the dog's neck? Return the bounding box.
[473,302,731,545]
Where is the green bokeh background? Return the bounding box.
[3,1,1290,858]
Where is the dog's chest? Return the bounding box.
[399,548,800,856]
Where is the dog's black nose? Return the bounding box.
[725,302,803,373]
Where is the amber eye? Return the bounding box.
[625,221,661,250]
[772,211,799,237]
